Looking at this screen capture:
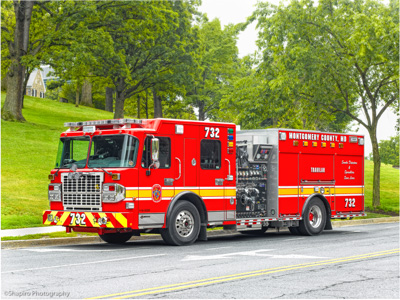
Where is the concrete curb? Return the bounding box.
[2,217,398,249]
[2,236,103,249]
[331,216,399,227]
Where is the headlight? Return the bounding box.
[98,217,108,225]
[103,183,126,203]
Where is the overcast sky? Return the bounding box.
[199,0,397,156]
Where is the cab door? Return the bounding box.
[137,135,173,228]
[172,125,199,197]
[198,126,227,224]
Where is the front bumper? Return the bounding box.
[43,210,132,228]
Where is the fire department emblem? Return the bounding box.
[152,184,162,203]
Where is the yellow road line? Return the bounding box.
[87,248,399,299]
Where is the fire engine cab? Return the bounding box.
[44,118,365,245]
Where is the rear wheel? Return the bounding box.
[161,201,201,246]
[298,198,327,236]
[99,232,133,244]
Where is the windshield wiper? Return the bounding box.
[92,168,113,176]
[54,167,62,178]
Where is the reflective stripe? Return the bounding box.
[278,186,364,196]
[43,211,128,228]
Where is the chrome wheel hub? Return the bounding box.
[175,210,194,238]
[308,205,322,228]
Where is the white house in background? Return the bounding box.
[26,65,58,98]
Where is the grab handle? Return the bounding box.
[175,157,181,180]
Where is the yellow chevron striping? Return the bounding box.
[44,211,127,229]
[85,212,95,227]
[59,211,70,225]
[89,212,101,228]
[43,210,56,225]
[98,212,112,228]
[114,213,128,228]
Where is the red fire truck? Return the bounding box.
[44,118,365,245]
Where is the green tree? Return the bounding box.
[1,0,34,121]
[186,18,239,121]
[1,0,98,120]
[146,0,200,119]
[220,53,354,131]
[51,0,199,119]
[379,136,399,166]
[253,0,399,207]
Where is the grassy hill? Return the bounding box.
[1,92,399,229]
[1,92,114,229]
[364,160,399,214]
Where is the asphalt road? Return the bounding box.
[2,222,399,299]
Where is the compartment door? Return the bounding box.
[299,154,335,213]
[334,155,364,213]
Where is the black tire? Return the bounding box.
[99,232,133,244]
[298,197,327,236]
[289,226,301,235]
[239,226,268,235]
[160,201,201,246]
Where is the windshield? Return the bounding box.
[88,135,139,168]
[55,136,90,168]
[55,135,139,169]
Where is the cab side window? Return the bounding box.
[141,136,171,168]
[200,140,221,170]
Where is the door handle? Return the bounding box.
[225,158,233,181]
[175,157,181,180]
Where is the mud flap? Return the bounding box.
[198,224,208,241]
[324,218,333,230]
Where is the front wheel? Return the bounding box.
[298,198,327,236]
[161,201,201,246]
[99,232,133,244]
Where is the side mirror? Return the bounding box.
[151,138,159,167]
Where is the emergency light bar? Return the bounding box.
[64,119,142,127]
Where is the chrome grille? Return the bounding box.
[61,172,103,210]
